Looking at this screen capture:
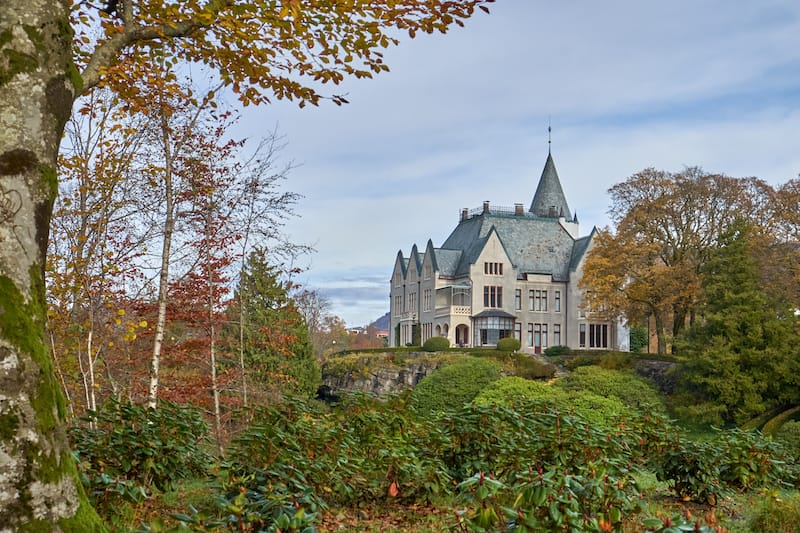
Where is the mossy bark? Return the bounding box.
[0,1,105,530]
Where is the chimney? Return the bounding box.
[514,204,524,216]
[548,206,557,217]
[461,208,468,221]
[483,201,490,214]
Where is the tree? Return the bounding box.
[0,0,493,527]
[227,249,320,402]
[581,168,773,353]
[674,220,800,425]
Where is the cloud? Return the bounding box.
[237,1,800,326]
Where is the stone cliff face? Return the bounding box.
[321,352,449,396]
[634,359,678,395]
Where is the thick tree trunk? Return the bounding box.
[0,2,105,530]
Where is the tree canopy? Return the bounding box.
[580,167,787,353]
[0,0,493,528]
[674,220,800,425]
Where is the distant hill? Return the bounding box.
[371,312,390,331]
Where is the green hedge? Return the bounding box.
[423,336,451,352]
[496,337,521,352]
[555,366,666,413]
[409,357,501,415]
[473,376,632,428]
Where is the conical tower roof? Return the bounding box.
[528,152,572,220]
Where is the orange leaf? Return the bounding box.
[388,481,399,497]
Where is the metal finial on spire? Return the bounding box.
[547,116,552,153]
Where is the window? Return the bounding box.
[553,324,561,346]
[484,262,503,275]
[531,290,547,312]
[579,323,586,347]
[394,295,402,314]
[542,324,548,348]
[423,289,432,312]
[473,315,514,346]
[554,291,561,312]
[408,292,417,311]
[483,286,503,308]
[590,324,608,348]
[534,323,541,349]
[515,289,521,310]
[514,322,521,341]
[527,323,534,347]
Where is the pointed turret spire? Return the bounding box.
[529,151,572,220]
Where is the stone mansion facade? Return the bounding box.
[389,152,628,353]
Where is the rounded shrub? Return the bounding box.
[423,336,451,352]
[473,377,631,429]
[473,376,567,408]
[410,357,501,415]
[775,420,800,452]
[496,337,521,352]
[543,345,571,357]
[555,366,665,413]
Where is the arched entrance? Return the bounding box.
[455,324,469,347]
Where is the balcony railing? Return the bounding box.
[435,305,471,318]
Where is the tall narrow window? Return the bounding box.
[528,290,535,311]
[514,322,522,341]
[553,324,561,346]
[527,323,534,347]
[541,324,548,348]
[484,262,504,275]
[483,286,503,308]
[579,323,586,347]
[589,324,609,348]
[515,289,521,310]
[554,291,561,312]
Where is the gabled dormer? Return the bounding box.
[422,239,437,281]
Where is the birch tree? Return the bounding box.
[1,1,492,527]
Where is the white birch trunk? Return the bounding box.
[146,105,176,409]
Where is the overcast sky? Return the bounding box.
[233,0,800,327]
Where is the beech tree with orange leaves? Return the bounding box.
[0,0,494,528]
[580,167,773,354]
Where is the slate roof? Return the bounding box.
[396,152,592,284]
[529,152,572,220]
[438,213,577,281]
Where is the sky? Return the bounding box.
[234,0,800,328]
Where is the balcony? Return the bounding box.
[435,305,471,318]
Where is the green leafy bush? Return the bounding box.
[629,325,648,353]
[409,357,501,415]
[555,365,665,412]
[543,345,571,356]
[423,336,451,352]
[70,399,212,493]
[775,420,800,452]
[474,376,632,429]
[495,337,520,352]
[486,351,555,379]
[653,428,787,503]
[454,466,642,533]
[473,377,566,408]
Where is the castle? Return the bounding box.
[389,151,627,353]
